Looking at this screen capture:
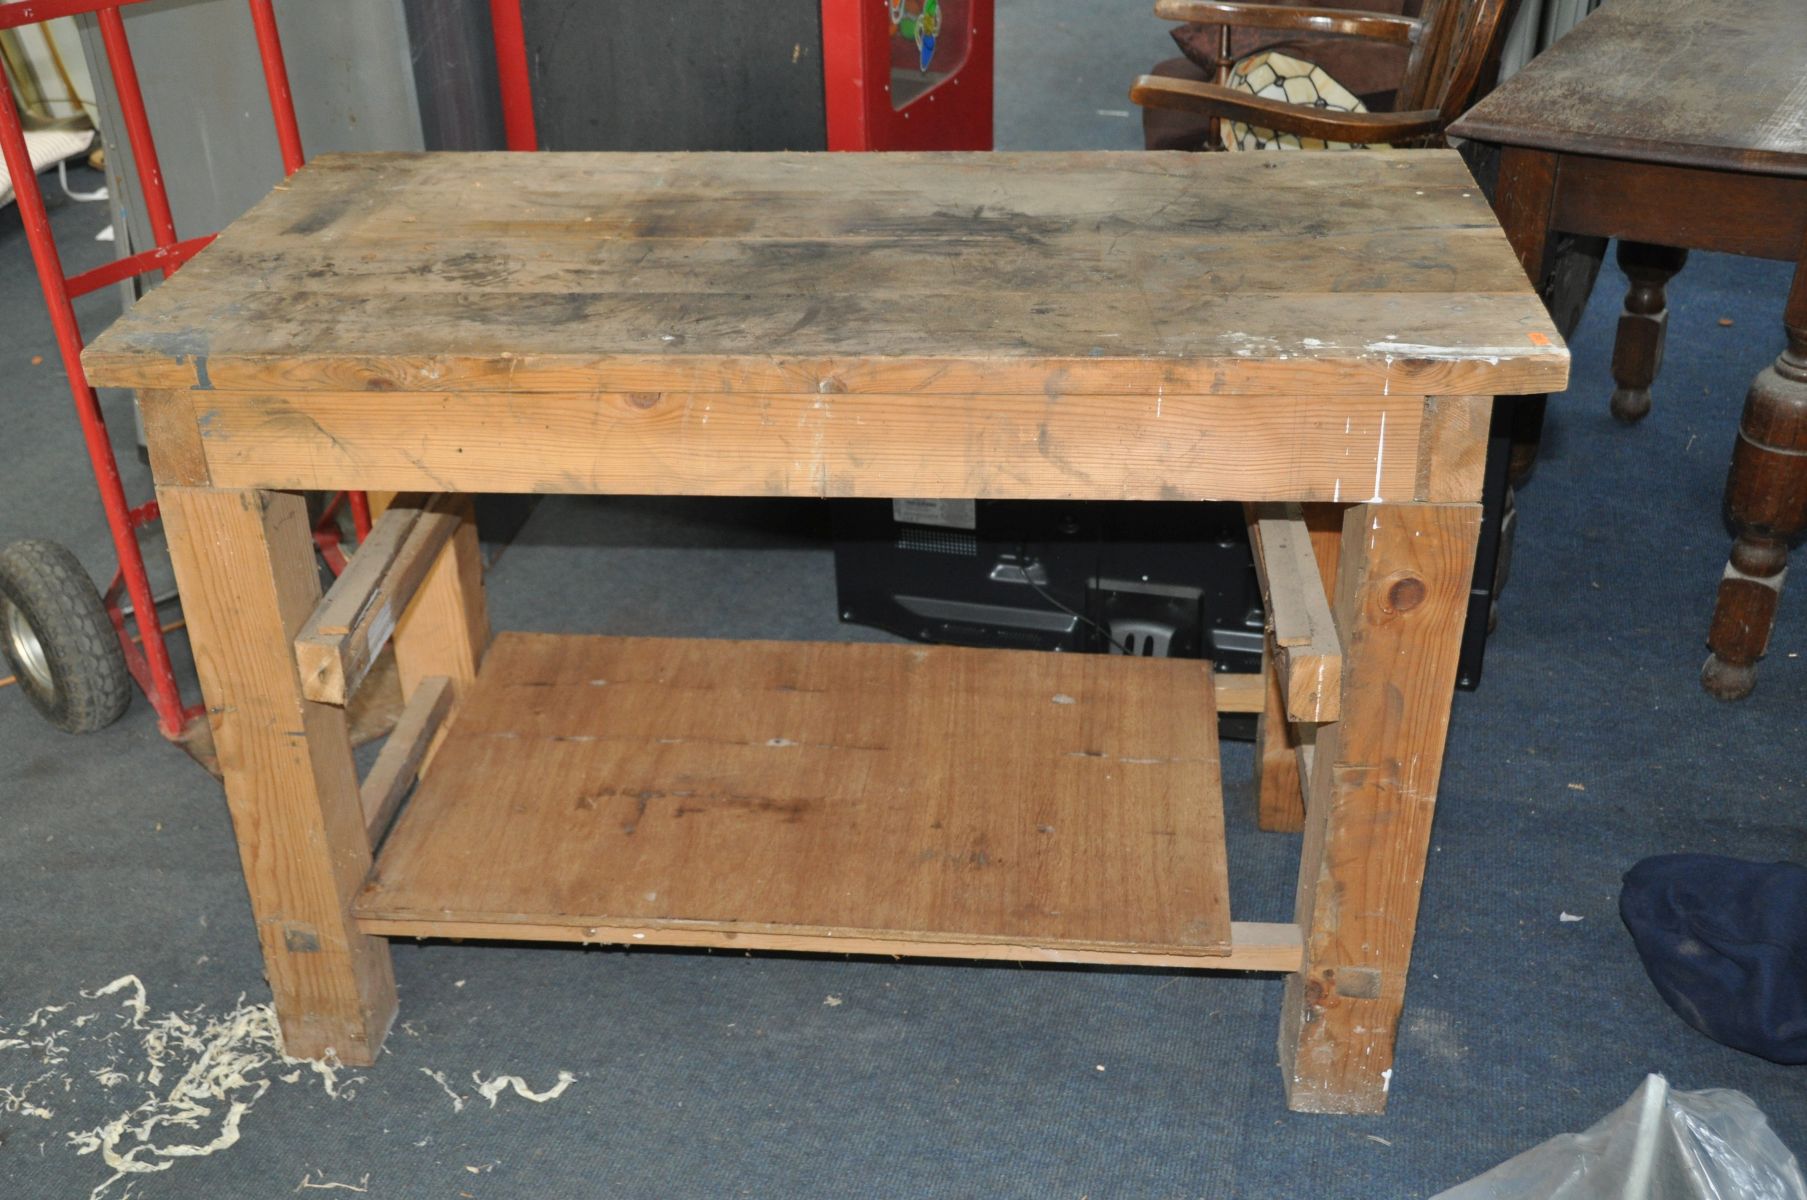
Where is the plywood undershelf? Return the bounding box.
[353,633,1278,967]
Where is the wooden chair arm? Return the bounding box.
[1153,0,1420,46]
[1129,75,1443,142]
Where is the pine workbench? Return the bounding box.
[82,149,1565,1114]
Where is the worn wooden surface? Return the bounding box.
[1491,145,1559,289]
[1279,501,1479,1113]
[357,632,1232,957]
[1450,0,1807,178]
[81,150,1564,402]
[157,486,396,1065]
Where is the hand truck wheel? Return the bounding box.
[0,539,131,733]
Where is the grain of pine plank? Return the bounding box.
[1278,501,1480,1114]
[1415,395,1493,501]
[1251,505,1342,722]
[356,633,1231,957]
[182,389,1425,501]
[138,388,210,486]
[389,496,488,774]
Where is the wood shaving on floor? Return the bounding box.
[3,974,578,1199]
[296,1169,371,1192]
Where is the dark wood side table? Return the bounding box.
[1450,0,1807,700]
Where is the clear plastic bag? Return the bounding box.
[1434,1075,1806,1200]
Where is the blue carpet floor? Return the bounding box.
[2,5,1804,1195]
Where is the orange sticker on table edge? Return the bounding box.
[1528,331,1552,346]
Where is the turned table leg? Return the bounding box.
[158,486,397,1063]
[1702,260,1807,699]
[1610,242,1689,424]
[1278,501,1479,1114]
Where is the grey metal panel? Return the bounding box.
[520,0,826,152]
[402,0,505,151]
[81,0,424,247]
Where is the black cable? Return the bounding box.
[1016,542,1135,655]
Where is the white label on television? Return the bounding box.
[892,498,977,530]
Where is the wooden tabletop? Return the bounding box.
[1450,0,1807,178]
[83,150,1563,400]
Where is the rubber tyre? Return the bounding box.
[0,539,131,733]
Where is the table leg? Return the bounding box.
[1490,146,1561,490]
[1610,242,1689,424]
[1278,501,1479,1114]
[1254,631,1304,832]
[158,486,397,1063]
[1702,260,1807,700]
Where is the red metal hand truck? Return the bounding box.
[0,0,537,749]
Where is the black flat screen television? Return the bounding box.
[832,499,1266,740]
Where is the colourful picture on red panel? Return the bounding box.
[889,0,941,71]
[821,0,992,150]
[887,0,969,107]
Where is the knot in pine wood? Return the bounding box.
[1383,575,1427,614]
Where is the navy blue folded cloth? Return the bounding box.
[1621,854,1807,1065]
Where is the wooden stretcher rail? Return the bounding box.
[1248,503,1343,722]
[1294,722,1318,814]
[358,676,453,845]
[350,915,1306,973]
[1213,672,1262,713]
[295,494,460,705]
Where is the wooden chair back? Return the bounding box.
[1396,0,1522,133]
